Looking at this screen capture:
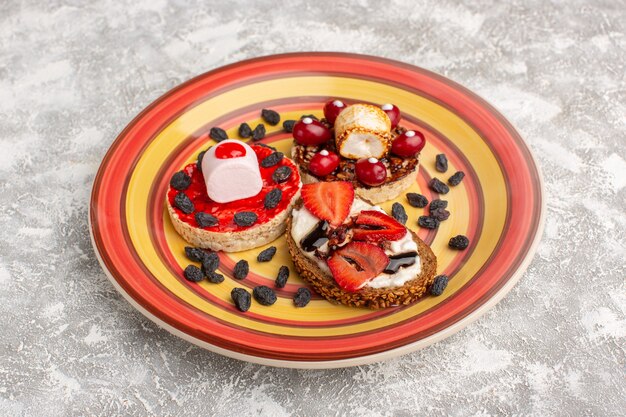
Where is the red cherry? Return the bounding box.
[355,158,387,186]
[323,99,346,125]
[214,141,246,159]
[309,150,340,177]
[391,130,426,157]
[381,103,401,128]
[293,117,332,145]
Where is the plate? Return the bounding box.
[90,53,544,368]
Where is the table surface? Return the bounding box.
[1,0,624,416]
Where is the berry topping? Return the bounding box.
[260,152,284,168]
[380,103,401,128]
[253,285,277,306]
[183,265,205,282]
[293,118,332,145]
[449,235,470,250]
[272,166,292,183]
[209,127,228,142]
[195,212,218,228]
[293,288,312,307]
[233,260,249,280]
[436,154,448,172]
[263,188,283,209]
[261,108,280,126]
[448,171,465,186]
[301,181,354,226]
[252,124,266,141]
[323,99,346,124]
[406,192,428,208]
[233,211,257,227]
[282,119,296,133]
[391,202,408,225]
[214,141,246,159]
[231,288,251,312]
[391,130,426,157]
[174,192,194,214]
[170,171,192,190]
[352,210,406,243]
[275,266,289,288]
[430,275,449,296]
[257,246,277,262]
[429,178,450,194]
[355,157,387,186]
[308,150,340,177]
[327,241,389,292]
[238,122,252,138]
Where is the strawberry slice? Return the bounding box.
[301,181,354,226]
[327,241,389,292]
[352,210,406,243]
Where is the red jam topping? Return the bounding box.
[168,145,301,232]
[214,142,246,159]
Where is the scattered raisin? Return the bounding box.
[293,288,311,307]
[185,246,207,263]
[300,114,318,121]
[449,235,470,250]
[234,212,257,227]
[430,208,450,221]
[209,127,228,142]
[261,152,284,168]
[206,271,224,284]
[275,266,289,288]
[253,285,277,306]
[174,192,194,214]
[435,154,448,172]
[264,188,283,209]
[448,171,465,186]
[391,202,408,225]
[252,124,266,141]
[429,178,450,194]
[231,288,251,312]
[197,149,207,172]
[238,122,252,138]
[183,265,204,282]
[170,171,191,191]
[233,260,249,280]
[283,119,296,133]
[257,246,277,262]
[406,193,428,208]
[201,252,219,273]
[418,216,440,229]
[429,199,448,212]
[255,142,277,151]
[272,166,292,183]
[261,109,280,126]
[195,212,218,228]
[430,275,449,296]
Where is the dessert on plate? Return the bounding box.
[286,181,437,309]
[291,100,427,204]
[167,139,302,252]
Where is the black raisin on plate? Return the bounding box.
[264,188,283,209]
[283,119,296,133]
[174,192,194,214]
[170,171,191,191]
[406,193,428,208]
[430,207,450,221]
[195,212,218,228]
[391,202,408,225]
[185,246,207,263]
[233,260,249,280]
[231,288,252,312]
[234,211,257,227]
[201,252,219,273]
[257,246,277,262]
[261,152,284,168]
[293,288,312,307]
[255,142,277,151]
[430,275,449,296]
[449,235,470,250]
[300,114,318,121]
[418,215,440,229]
[238,122,252,138]
[275,266,289,288]
[429,178,450,194]
[183,265,204,282]
[429,199,448,212]
[209,127,228,142]
[252,124,266,141]
[435,153,448,172]
[261,109,280,126]
[253,285,277,306]
[272,166,292,183]
[448,171,465,186]
[206,271,225,284]
[197,148,209,172]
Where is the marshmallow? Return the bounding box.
[334,103,392,159]
[201,140,263,203]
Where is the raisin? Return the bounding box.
[209,127,228,142]
[261,152,284,168]
[406,193,428,208]
[448,171,465,186]
[255,142,277,151]
[231,288,251,312]
[183,265,204,282]
[264,188,283,209]
[206,271,224,283]
[195,212,218,228]
[283,119,296,133]
[272,166,292,183]
[418,216,439,229]
[429,199,448,212]
[257,246,277,262]
[197,149,207,172]
[233,260,249,280]
[449,235,470,250]
[391,202,408,225]
[253,285,277,306]
[170,171,191,191]
[435,154,448,172]
[430,208,450,221]
[252,124,266,141]
[429,178,450,194]
[293,288,311,307]
[430,275,449,296]
[261,109,280,126]
[174,192,194,214]
[275,266,289,288]
[201,252,219,273]
[234,212,257,227]
[300,114,318,121]
[184,246,207,263]
[238,122,252,138]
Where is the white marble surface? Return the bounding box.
[1,0,625,415]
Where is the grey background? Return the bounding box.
[1,0,625,416]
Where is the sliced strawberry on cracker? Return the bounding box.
[352,210,406,243]
[327,241,389,292]
[301,181,354,226]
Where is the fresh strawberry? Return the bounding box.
[301,181,354,226]
[327,242,389,292]
[352,210,406,243]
